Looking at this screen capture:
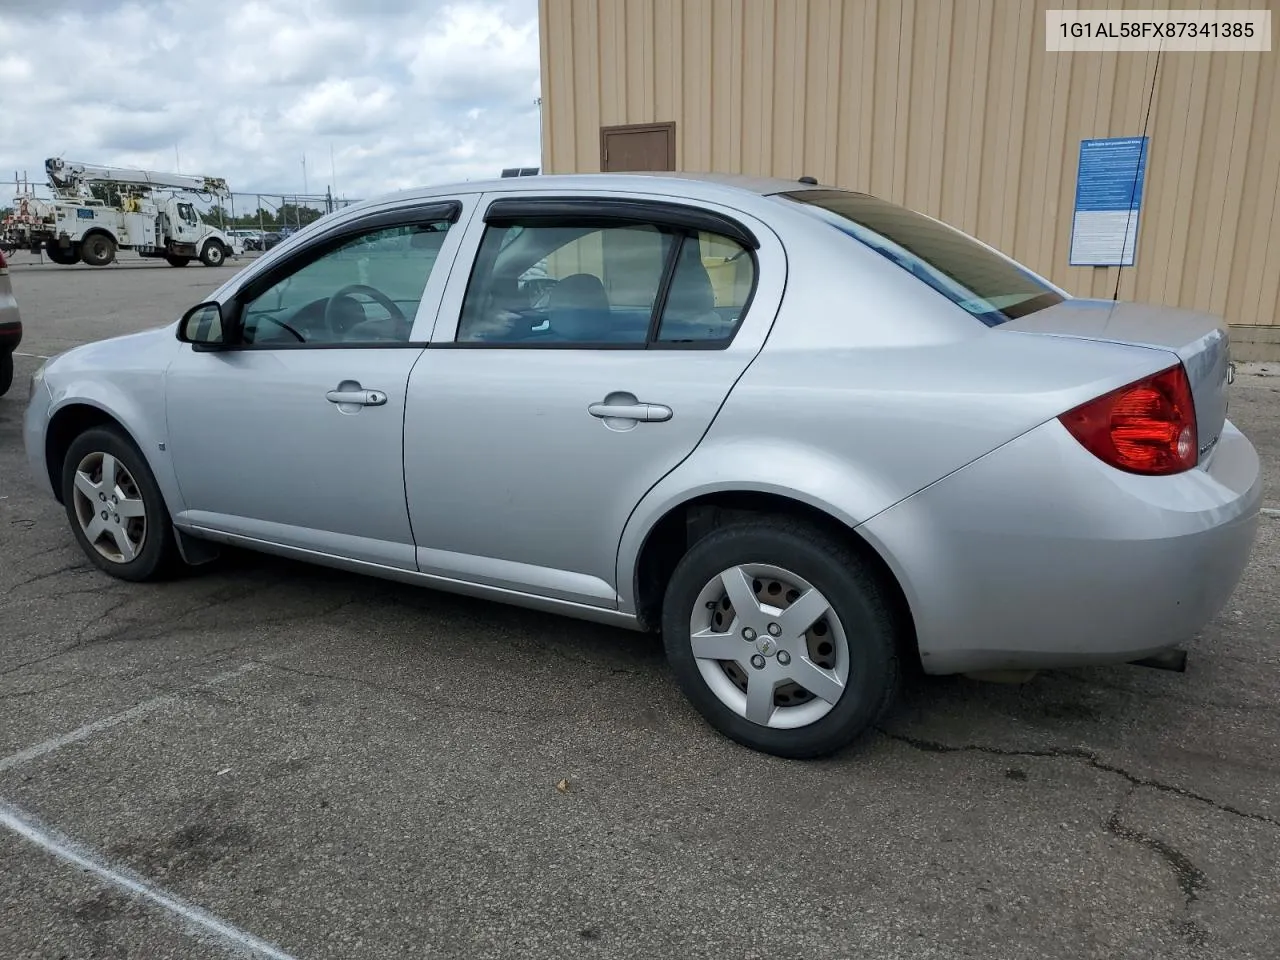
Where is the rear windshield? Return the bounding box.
[777,189,1064,326]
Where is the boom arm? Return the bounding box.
[45,157,230,199]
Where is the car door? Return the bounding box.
[403,191,785,607]
[165,198,472,569]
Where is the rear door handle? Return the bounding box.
[588,401,672,422]
[326,388,387,406]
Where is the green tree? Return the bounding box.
[277,203,325,228]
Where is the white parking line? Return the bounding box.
[0,663,259,774]
[0,799,300,960]
[12,351,49,359]
[1263,507,1280,518]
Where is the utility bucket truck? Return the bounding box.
[24,158,242,267]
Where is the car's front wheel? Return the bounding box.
[61,426,181,581]
[662,518,900,759]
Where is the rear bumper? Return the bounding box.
[860,417,1262,675]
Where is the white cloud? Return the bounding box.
[283,79,398,136]
[0,0,542,206]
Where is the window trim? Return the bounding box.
[448,207,760,352]
[216,200,463,351]
[483,197,759,250]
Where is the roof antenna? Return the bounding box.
[798,175,818,185]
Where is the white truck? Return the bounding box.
[27,158,242,267]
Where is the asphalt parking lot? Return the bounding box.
[1,253,1278,960]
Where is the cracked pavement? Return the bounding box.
[1,257,1278,959]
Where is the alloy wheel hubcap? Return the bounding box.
[71,451,147,563]
[688,563,850,730]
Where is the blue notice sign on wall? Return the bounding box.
[1069,136,1149,267]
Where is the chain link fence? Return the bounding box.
[2,173,364,258]
[201,191,364,252]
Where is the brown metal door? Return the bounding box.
[600,122,676,172]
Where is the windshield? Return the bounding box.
[777,189,1064,326]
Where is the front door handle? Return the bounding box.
[588,401,672,422]
[326,388,387,406]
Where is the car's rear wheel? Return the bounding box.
[662,518,900,759]
[0,350,12,396]
[61,426,181,581]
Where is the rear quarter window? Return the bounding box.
[777,190,1064,326]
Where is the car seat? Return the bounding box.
[660,242,727,341]
[547,273,611,341]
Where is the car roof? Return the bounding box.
[360,171,837,210]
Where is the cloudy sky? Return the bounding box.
[0,0,542,206]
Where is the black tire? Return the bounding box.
[45,241,80,265]
[60,426,183,582]
[80,232,116,267]
[200,241,226,267]
[165,254,191,267]
[661,518,900,759]
[0,350,12,397]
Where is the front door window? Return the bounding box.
[240,221,453,345]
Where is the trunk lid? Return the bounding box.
[998,298,1231,463]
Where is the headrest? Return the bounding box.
[664,242,715,317]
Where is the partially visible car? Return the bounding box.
[20,173,1262,759]
[0,247,22,396]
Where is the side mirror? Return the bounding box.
[177,301,235,350]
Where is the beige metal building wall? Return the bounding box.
[538,0,1280,358]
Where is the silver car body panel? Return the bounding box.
[166,347,427,570]
[860,417,1260,673]
[23,375,53,489]
[997,297,1231,458]
[22,172,1262,673]
[163,194,479,569]
[403,189,789,607]
[36,327,187,512]
[612,332,1181,612]
[171,523,641,630]
[611,202,1198,614]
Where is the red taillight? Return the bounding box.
[1059,364,1198,475]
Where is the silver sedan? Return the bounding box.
[22,174,1261,758]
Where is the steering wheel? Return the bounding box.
[252,315,306,342]
[323,284,406,336]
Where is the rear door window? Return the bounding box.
[777,189,1063,326]
[455,217,756,347]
